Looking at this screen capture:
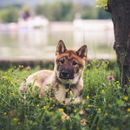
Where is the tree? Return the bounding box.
[107,0,130,86]
[97,0,130,86]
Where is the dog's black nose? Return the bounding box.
[60,70,72,79]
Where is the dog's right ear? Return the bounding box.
[56,40,67,55]
[76,45,87,59]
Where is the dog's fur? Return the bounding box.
[20,40,87,104]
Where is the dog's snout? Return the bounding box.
[60,70,73,79]
[60,70,69,79]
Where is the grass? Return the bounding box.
[0,61,130,130]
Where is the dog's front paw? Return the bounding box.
[64,97,82,105]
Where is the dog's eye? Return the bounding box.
[72,60,78,66]
[59,58,65,64]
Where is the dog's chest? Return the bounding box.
[53,84,74,102]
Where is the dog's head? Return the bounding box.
[55,40,87,84]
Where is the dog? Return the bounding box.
[20,40,87,105]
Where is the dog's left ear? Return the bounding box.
[56,40,67,55]
[76,45,87,58]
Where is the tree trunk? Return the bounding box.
[107,0,130,86]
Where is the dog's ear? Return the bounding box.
[76,45,87,58]
[56,40,67,55]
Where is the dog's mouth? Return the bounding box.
[59,76,74,80]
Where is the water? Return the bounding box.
[0,21,115,60]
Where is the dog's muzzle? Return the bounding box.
[59,69,74,80]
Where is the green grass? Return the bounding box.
[0,61,130,130]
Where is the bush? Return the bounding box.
[35,1,75,21]
[0,7,19,23]
[35,2,111,21]
[0,61,130,130]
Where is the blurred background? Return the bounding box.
[0,0,115,62]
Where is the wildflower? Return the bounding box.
[127,108,130,112]
[86,95,89,100]
[80,119,88,126]
[42,106,48,110]
[97,108,101,113]
[11,92,15,96]
[82,99,86,105]
[58,108,64,112]
[37,104,40,107]
[101,89,105,94]
[123,96,128,101]
[58,108,70,122]
[74,109,77,113]
[3,112,7,116]
[26,66,31,70]
[61,113,70,122]
[12,117,19,124]
[13,118,19,121]
[107,73,114,82]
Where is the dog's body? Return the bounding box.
[20,40,87,104]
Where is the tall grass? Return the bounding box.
[0,61,130,130]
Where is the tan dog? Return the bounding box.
[20,40,87,104]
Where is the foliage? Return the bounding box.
[35,1,75,21]
[0,2,111,22]
[0,61,130,130]
[0,7,19,23]
[35,1,111,21]
[96,8,111,19]
[96,0,108,9]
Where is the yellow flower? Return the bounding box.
[58,108,64,112]
[58,108,70,122]
[123,96,128,101]
[101,90,105,94]
[12,117,19,123]
[98,108,101,113]
[37,104,40,107]
[86,96,90,100]
[42,106,46,110]
[74,109,77,113]
[61,113,70,122]
[3,112,7,116]
[127,108,130,112]
[11,92,15,96]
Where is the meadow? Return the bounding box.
[0,61,130,130]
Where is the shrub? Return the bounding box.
[0,7,18,23]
